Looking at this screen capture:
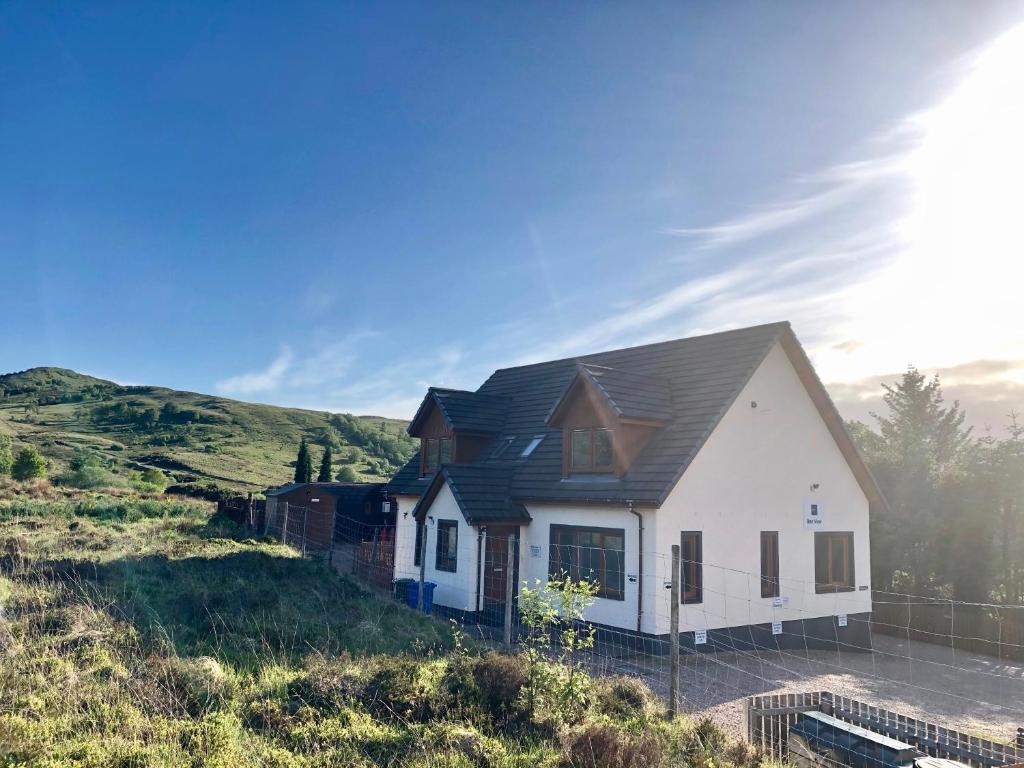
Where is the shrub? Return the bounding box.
[560,721,663,768]
[471,652,529,725]
[146,655,237,716]
[287,653,365,713]
[592,676,661,723]
[425,721,507,767]
[0,434,12,476]
[12,446,46,481]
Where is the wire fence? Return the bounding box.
[242,510,1024,763]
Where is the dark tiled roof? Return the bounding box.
[388,323,792,510]
[414,465,531,524]
[571,364,674,423]
[407,388,509,435]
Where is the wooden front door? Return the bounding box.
[483,526,519,603]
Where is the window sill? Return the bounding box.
[814,585,855,594]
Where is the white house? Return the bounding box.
[387,322,883,650]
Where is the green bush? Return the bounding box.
[470,652,529,726]
[0,434,12,476]
[592,676,661,724]
[12,446,46,481]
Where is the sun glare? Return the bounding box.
[822,22,1024,382]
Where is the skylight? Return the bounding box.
[492,436,515,458]
[521,435,544,457]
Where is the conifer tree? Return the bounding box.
[294,438,313,484]
[317,445,333,483]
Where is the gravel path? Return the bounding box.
[596,634,1024,741]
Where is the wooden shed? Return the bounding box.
[264,482,392,554]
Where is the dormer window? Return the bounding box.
[570,427,614,472]
[422,437,452,474]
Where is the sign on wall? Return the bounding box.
[803,501,824,530]
[837,614,848,627]
[694,629,707,645]
[528,545,542,559]
[771,621,783,636]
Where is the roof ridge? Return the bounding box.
[488,321,791,375]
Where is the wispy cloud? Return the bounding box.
[216,347,293,395]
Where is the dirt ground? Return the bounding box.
[602,633,1024,741]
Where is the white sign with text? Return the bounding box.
[803,501,824,530]
[771,621,783,636]
[694,630,707,645]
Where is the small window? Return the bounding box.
[569,427,614,472]
[422,437,452,474]
[814,532,854,593]
[761,531,780,598]
[413,520,425,567]
[521,435,544,457]
[492,436,516,458]
[548,524,625,600]
[680,531,702,604]
[436,520,458,572]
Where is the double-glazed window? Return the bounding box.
[680,531,702,604]
[814,532,854,593]
[569,427,614,471]
[436,519,458,572]
[422,437,452,474]
[760,531,780,598]
[549,525,625,600]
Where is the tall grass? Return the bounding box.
[0,506,769,767]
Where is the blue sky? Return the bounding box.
[3,2,1023,428]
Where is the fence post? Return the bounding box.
[504,533,516,649]
[301,507,308,556]
[280,502,289,545]
[670,543,680,717]
[247,492,254,528]
[417,522,427,612]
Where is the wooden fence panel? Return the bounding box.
[747,691,1024,767]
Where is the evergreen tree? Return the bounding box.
[294,438,313,484]
[855,367,973,594]
[12,445,47,481]
[317,445,333,482]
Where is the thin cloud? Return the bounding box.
[216,347,293,395]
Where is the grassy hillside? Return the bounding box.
[0,367,417,493]
[0,498,758,767]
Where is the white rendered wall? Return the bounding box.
[393,494,422,581]
[423,484,480,612]
[517,504,655,633]
[648,340,872,635]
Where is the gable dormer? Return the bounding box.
[546,364,671,478]
[407,388,508,476]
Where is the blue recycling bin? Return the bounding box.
[405,580,437,614]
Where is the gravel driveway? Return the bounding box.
[595,633,1024,741]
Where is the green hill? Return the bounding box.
[0,367,416,493]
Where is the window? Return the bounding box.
[521,435,544,457]
[492,436,515,458]
[413,521,425,567]
[569,427,614,471]
[422,437,453,474]
[436,520,458,572]
[760,531,780,598]
[548,525,625,600]
[814,532,855,593]
[680,531,702,604]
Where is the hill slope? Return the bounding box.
[0,367,416,491]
